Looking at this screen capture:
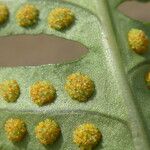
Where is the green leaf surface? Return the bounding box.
[0,0,149,150]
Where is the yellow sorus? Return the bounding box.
[5,118,27,142]
[35,119,61,145]
[48,7,75,30]
[0,4,9,24]
[0,80,20,102]
[16,4,39,27]
[128,28,149,54]
[145,71,150,88]
[65,72,95,102]
[73,123,102,150]
[30,81,56,106]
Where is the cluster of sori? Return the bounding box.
[0,72,95,106]
[4,118,102,149]
[0,3,75,30]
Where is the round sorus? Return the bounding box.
[145,71,150,88]
[0,4,9,24]
[65,72,95,102]
[35,119,61,145]
[4,118,27,142]
[30,81,56,106]
[0,80,20,102]
[128,28,149,54]
[73,123,102,150]
[48,7,75,30]
[16,4,39,27]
